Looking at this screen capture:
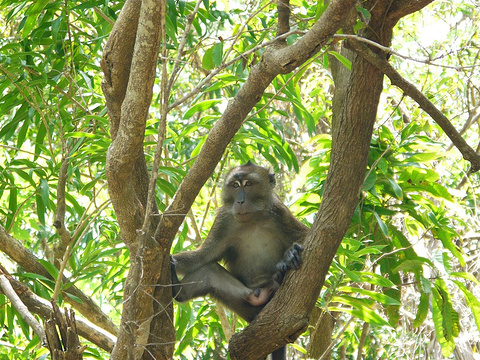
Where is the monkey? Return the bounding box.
[171,161,308,359]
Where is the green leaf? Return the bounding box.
[330,295,390,326]
[64,292,83,304]
[451,280,480,333]
[38,259,58,279]
[431,279,460,357]
[392,257,433,273]
[337,286,401,306]
[363,170,376,191]
[356,272,395,288]
[328,51,352,70]
[413,292,429,328]
[451,271,480,286]
[36,193,46,226]
[212,42,223,67]
[39,179,50,210]
[183,99,223,119]
[202,46,214,70]
[374,212,389,236]
[22,0,50,36]
[387,178,403,199]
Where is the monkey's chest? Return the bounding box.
[226,226,285,287]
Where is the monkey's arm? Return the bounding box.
[172,211,231,276]
[271,199,309,284]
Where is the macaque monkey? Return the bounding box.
[171,161,308,359]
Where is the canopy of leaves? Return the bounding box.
[0,0,479,359]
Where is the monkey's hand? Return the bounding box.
[273,243,303,285]
[277,243,303,272]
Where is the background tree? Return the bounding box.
[0,0,479,359]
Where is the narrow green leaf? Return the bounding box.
[328,51,352,70]
[431,279,459,357]
[337,286,401,306]
[329,298,390,326]
[202,47,214,70]
[451,272,480,286]
[183,99,222,119]
[212,42,223,67]
[387,178,403,199]
[362,170,376,191]
[374,212,389,236]
[413,292,429,328]
[39,179,50,210]
[38,259,58,279]
[36,193,46,226]
[63,292,83,304]
[451,280,480,333]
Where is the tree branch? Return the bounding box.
[53,155,71,265]
[0,269,115,352]
[276,0,290,38]
[0,225,118,336]
[103,0,169,358]
[230,1,398,356]
[101,0,141,140]
[0,273,46,344]
[350,40,480,172]
[386,0,436,24]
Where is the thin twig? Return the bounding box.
[167,0,203,94]
[334,34,478,70]
[167,28,303,112]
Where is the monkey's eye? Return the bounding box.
[232,181,241,188]
[243,180,252,186]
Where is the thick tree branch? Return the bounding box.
[104,0,162,246]
[230,0,402,356]
[0,269,115,352]
[101,0,141,140]
[386,0,435,24]
[157,0,356,248]
[276,0,290,38]
[0,225,118,336]
[351,41,480,172]
[104,0,168,358]
[0,273,46,344]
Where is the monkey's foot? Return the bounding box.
[247,287,272,306]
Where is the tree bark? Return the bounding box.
[101,0,168,358]
[45,301,86,360]
[0,225,117,335]
[350,41,480,172]
[100,0,437,358]
[229,1,433,357]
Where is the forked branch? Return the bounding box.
[351,40,480,172]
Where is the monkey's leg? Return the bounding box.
[271,346,286,360]
[173,262,267,321]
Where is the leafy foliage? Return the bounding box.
[0,0,479,359]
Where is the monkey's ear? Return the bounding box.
[268,173,276,186]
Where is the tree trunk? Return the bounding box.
[229,1,434,357]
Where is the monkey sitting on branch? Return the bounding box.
[171,161,308,359]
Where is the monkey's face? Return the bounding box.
[222,162,275,223]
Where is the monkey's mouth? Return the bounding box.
[236,212,251,222]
